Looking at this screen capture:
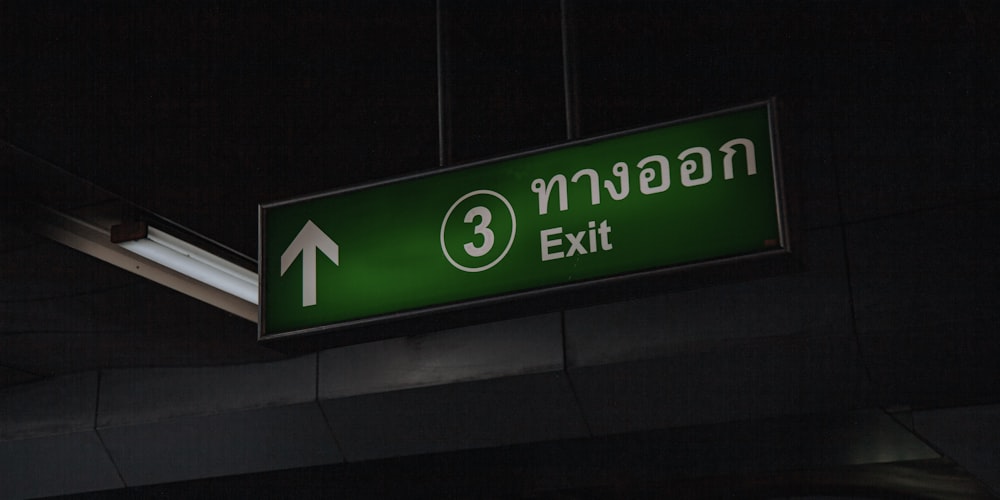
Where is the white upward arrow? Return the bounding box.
[280,220,339,307]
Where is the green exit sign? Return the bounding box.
[259,101,787,341]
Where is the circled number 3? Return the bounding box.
[463,206,494,257]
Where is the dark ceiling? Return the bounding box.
[2,0,996,380]
[2,0,439,256]
[0,0,592,385]
[1,1,446,385]
[1,0,997,380]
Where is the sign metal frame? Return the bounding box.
[259,100,789,343]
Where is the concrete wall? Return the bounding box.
[6,313,978,496]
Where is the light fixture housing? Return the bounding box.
[112,221,259,305]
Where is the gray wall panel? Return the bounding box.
[0,431,124,498]
[0,372,122,497]
[320,314,562,398]
[98,355,316,427]
[847,200,1000,407]
[0,366,36,389]
[1,372,97,440]
[99,403,342,487]
[914,404,1000,496]
[322,372,587,462]
[569,333,868,435]
[858,320,1000,409]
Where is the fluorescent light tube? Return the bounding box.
[119,227,259,304]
